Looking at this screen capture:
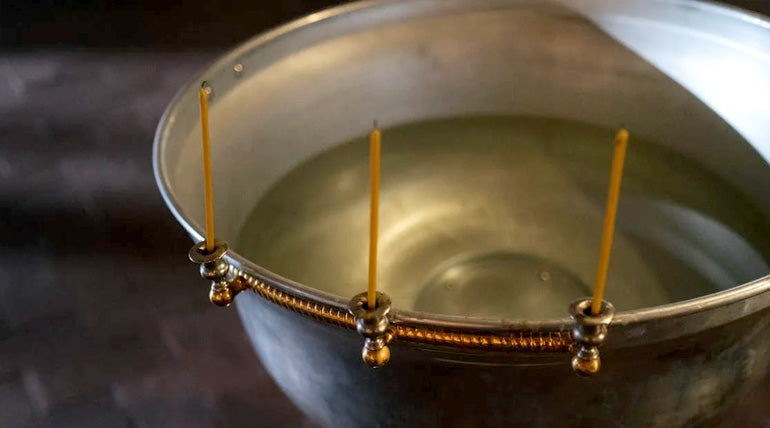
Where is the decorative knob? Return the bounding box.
[568,298,614,376]
[349,291,393,368]
[189,240,239,307]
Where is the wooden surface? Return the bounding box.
[0,52,318,428]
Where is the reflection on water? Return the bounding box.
[237,116,770,319]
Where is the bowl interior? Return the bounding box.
[155,0,770,320]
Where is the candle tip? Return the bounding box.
[200,81,213,98]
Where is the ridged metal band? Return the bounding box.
[239,273,356,328]
[236,269,573,352]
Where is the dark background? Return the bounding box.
[2,0,768,50]
[1,1,769,427]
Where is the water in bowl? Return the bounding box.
[236,116,770,319]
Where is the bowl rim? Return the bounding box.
[154,0,770,341]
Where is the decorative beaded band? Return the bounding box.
[237,269,574,351]
[189,241,613,375]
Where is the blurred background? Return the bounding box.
[0,1,769,427]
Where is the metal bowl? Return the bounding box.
[154,0,770,426]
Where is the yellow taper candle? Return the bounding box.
[591,129,629,315]
[367,124,382,310]
[199,85,216,253]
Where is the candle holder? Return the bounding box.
[188,240,246,307]
[349,291,394,368]
[569,298,615,377]
[183,261,617,376]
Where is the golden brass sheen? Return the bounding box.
[237,269,572,352]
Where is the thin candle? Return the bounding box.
[367,123,382,309]
[199,85,216,253]
[591,128,629,315]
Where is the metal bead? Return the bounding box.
[200,258,229,281]
[362,345,391,368]
[209,282,234,307]
[571,346,601,376]
[383,327,396,345]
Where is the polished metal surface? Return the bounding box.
[154,0,770,426]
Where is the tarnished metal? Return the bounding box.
[569,298,615,376]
